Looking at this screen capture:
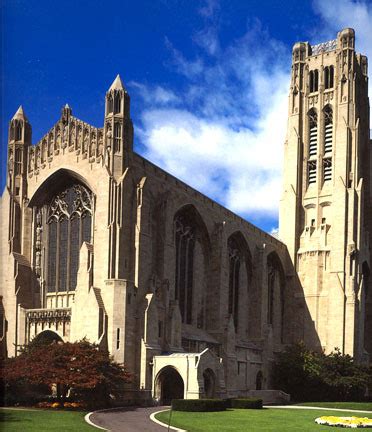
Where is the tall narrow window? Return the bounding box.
[329,66,334,88]
[308,109,318,157]
[175,216,195,324]
[44,183,93,292]
[107,95,113,114]
[15,149,22,175]
[114,94,121,114]
[114,123,122,153]
[324,105,333,154]
[323,158,332,182]
[267,253,285,342]
[309,70,319,92]
[324,67,329,89]
[228,239,240,331]
[309,71,314,93]
[15,122,22,141]
[314,70,319,92]
[308,161,317,185]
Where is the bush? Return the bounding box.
[230,398,263,409]
[172,399,226,412]
[272,342,372,402]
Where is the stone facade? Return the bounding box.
[0,28,370,403]
[280,28,372,362]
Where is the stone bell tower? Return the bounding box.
[104,74,134,178]
[279,28,372,361]
[7,106,32,254]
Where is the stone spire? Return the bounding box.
[12,105,28,121]
[109,74,125,91]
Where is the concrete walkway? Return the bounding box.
[87,405,372,431]
[88,406,171,432]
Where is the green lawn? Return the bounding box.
[155,408,372,431]
[0,408,96,431]
[294,402,372,411]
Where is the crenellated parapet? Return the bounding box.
[28,105,104,178]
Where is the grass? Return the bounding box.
[294,402,372,411]
[0,408,96,431]
[155,408,372,431]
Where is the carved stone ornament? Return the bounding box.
[48,184,93,223]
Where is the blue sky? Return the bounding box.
[1,0,372,234]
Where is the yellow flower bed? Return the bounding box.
[315,416,372,428]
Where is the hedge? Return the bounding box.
[230,398,263,409]
[171,399,227,412]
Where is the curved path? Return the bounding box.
[88,406,171,432]
[88,405,372,432]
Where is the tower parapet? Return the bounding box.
[28,106,104,178]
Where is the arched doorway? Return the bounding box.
[32,330,63,345]
[155,367,184,405]
[203,368,216,398]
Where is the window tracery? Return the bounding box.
[174,215,195,324]
[228,238,240,331]
[43,184,93,293]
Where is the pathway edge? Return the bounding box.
[150,409,187,432]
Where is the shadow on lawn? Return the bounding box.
[0,411,30,424]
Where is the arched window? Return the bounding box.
[114,94,121,114]
[107,95,114,114]
[324,105,333,154]
[174,215,195,324]
[314,70,319,92]
[45,184,93,292]
[267,252,285,342]
[15,121,22,141]
[324,67,329,89]
[174,206,209,326]
[15,149,22,175]
[329,66,334,88]
[309,70,319,93]
[308,109,318,157]
[228,237,240,331]
[113,123,122,153]
[324,66,335,90]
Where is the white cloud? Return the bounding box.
[134,21,290,220]
[133,0,371,226]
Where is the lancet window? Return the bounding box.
[308,109,318,157]
[228,238,241,331]
[114,123,122,153]
[44,184,93,293]
[114,94,121,114]
[324,105,333,154]
[324,66,334,89]
[267,252,285,342]
[309,70,319,93]
[174,216,195,324]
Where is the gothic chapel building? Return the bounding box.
[1,28,371,403]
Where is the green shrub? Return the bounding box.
[272,342,372,402]
[172,399,226,412]
[230,398,263,409]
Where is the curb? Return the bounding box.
[150,409,187,432]
[85,408,113,431]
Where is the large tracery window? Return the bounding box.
[174,216,195,324]
[228,238,240,331]
[46,184,93,292]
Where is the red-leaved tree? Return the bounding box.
[2,339,131,407]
